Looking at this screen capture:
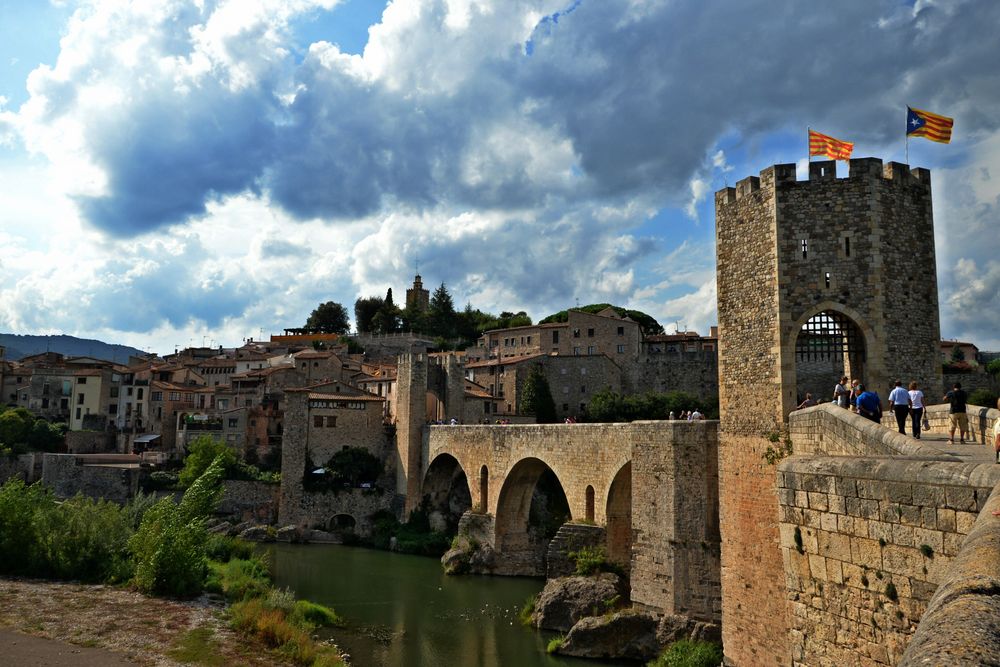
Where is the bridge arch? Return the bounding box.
[422,453,472,534]
[327,513,357,532]
[494,457,571,573]
[605,462,632,568]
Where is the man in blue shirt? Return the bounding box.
[855,384,883,423]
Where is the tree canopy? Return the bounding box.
[521,365,557,423]
[305,301,351,334]
[538,304,664,335]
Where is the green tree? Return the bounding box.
[129,455,225,596]
[354,295,384,333]
[950,345,966,362]
[179,436,236,488]
[372,288,401,333]
[521,365,557,423]
[539,303,664,335]
[986,359,1000,377]
[327,447,382,487]
[428,283,457,339]
[305,301,351,334]
[0,408,35,448]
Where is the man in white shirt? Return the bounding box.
[833,376,850,408]
[888,380,911,435]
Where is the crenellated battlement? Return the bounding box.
[716,157,932,205]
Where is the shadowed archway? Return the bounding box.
[422,453,472,534]
[605,462,632,568]
[494,457,571,576]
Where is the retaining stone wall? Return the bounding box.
[546,523,606,579]
[0,454,38,484]
[292,488,392,537]
[219,479,280,523]
[777,457,1000,666]
[41,454,138,504]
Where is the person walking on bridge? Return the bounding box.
[888,380,911,435]
[855,384,882,423]
[943,382,969,444]
[833,376,850,408]
[908,381,926,439]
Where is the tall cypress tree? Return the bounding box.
[521,364,557,423]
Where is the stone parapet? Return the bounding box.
[777,455,1000,666]
[900,479,1000,665]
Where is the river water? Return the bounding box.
[267,543,623,667]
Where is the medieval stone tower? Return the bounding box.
[713,158,942,664]
[394,352,466,514]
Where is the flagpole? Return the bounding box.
[904,107,909,165]
[807,126,810,164]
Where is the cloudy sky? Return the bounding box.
[1,0,998,355]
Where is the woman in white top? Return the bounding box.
[908,381,926,439]
[993,398,1000,464]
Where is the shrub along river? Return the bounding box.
[267,543,621,666]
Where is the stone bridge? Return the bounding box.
[415,421,722,620]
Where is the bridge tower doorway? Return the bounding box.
[793,310,866,408]
[494,458,571,576]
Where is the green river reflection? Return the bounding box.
[267,543,624,667]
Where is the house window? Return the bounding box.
[313,415,324,427]
[41,398,49,409]
[580,385,586,393]
[152,392,163,401]
[137,388,143,400]
[587,328,594,337]
[587,346,595,355]
[127,387,133,396]
[110,386,119,398]
[617,326,624,336]
[77,377,87,384]
[75,408,81,420]
[562,403,569,411]
[617,344,625,353]
[109,403,118,415]
[552,331,559,344]
[77,393,85,405]
[526,336,531,344]
[573,347,581,356]
[228,418,238,428]
[169,392,180,401]
[326,416,337,427]
[572,328,580,338]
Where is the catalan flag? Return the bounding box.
[907,106,953,144]
[809,130,854,160]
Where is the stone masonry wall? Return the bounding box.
[633,350,719,403]
[41,454,138,504]
[777,457,1000,666]
[219,479,280,523]
[716,165,791,666]
[631,421,720,621]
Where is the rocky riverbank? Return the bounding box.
[0,577,343,666]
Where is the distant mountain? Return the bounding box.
[0,334,146,364]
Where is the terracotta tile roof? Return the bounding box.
[464,353,546,369]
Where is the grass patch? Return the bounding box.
[518,595,537,627]
[648,639,724,667]
[166,627,227,666]
[568,545,625,577]
[206,557,271,602]
[229,597,344,666]
[546,635,565,654]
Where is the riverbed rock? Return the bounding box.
[275,525,300,542]
[656,613,722,646]
[207,521,231,535]
[442,533,496,575]
[308,529,342,544]
[238,525,275,542]
[230,520,254,537]
[557,610,659,661]
[531,573,624,632]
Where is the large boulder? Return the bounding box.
[656,614,722,646]
[275,525,301,543]
[442,534,496,575]
[531,574,624,632]
[238,525,275,542]
[557,610,659,661]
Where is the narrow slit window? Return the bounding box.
[844,236,851,257]
[801,239,808,259]
[825,272,831,288]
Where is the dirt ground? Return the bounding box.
[0,578,314,666]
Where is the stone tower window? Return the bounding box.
[801,239,808,259]
[824,272,831,289]
[844,236,851,257]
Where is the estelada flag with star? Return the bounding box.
[907,106,953,143]
[809,129,854,160]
